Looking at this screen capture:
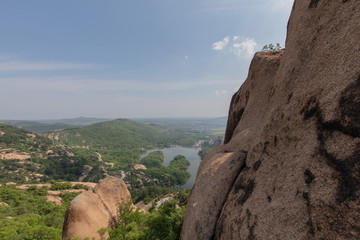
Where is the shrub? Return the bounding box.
[261,43,282,52]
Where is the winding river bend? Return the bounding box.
[140,146,202,188]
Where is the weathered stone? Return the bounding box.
[183,1,360,239]
[62,177,132,240]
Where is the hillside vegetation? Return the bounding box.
[0,118,223,240]
[0,122,52,183]
[48,118,200,149]
[45,118,201,174]
[0,184,80,240]
[0,119,203,187]
[0,183,190,240]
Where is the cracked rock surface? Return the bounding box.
[182,1,360,239]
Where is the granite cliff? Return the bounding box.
[182,1,360,239]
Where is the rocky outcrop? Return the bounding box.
[62,177,132,240]
[183,1,360,239]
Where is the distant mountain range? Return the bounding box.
[2,117,227,133]
[134,117,227,131]
[39,117,113,125]
[3,117,113,133]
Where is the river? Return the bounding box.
[140,146,202,188]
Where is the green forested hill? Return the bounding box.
[48,118,200,149]
[0,122,53,183]
[0,122,52,152]
[0,120,198,239]
[0,119,200,186]
[44,118,201,172]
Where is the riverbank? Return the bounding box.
[140,146,202,188]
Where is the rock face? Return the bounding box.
[182,1,360,240]
[62,177,132,240]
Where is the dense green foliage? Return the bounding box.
[48,119,202,175]
[0,183,190,240]
[0,118,224,186]
[131,186,190,205]
[0,123,52,152]
[0,118,225,240]
[43,148,105,182]
[168,155,190,170]
[261,43,282,52]
[132,186,175,204]
[125,154,191,189]
[0,160,39,183]
[105,189,190,240]
[53,119,200,150]
[0,185,79,240]
[0,123,53,183]
[198,141,216,160]
[108,201,185,240]
[140,151,164,168]
[0,119,201,185]
[49,182,88,191]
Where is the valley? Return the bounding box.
[0,118,224,185]
[0,117,224,239]
[1,0,358,239]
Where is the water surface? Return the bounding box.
[140,146,201,188]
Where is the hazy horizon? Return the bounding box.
[1,115,228,122]
[0,0,293,119]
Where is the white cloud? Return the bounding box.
[215,89,229,96]
[0,61,93,72]
[184,56,189,60]
[212,36,258,58]
[212,36,230,50]
[231,38,257,58]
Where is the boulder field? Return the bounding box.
[182,1,360,239]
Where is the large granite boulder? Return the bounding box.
[62,177,132,240]
[183,1,360,239]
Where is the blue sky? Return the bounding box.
[0,0,293,120]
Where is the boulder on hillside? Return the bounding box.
[62,177,133,240]
[183,1,360,239]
